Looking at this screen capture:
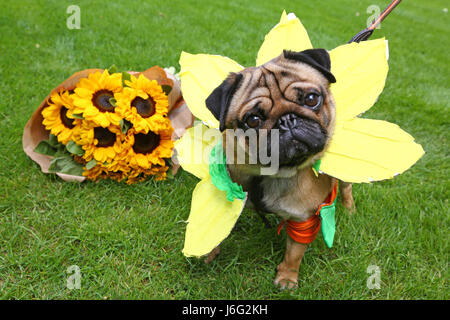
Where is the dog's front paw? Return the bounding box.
[274,263,298,290]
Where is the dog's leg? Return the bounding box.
[204,246,220,264]
[274,236,307,289]
[339,181,355,213]
[255,209,272,228]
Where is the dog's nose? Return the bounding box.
[276,113,327,155]
[277,113,298,132]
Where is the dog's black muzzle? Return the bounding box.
[272,113,327,166]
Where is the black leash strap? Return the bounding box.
[348,0,402,43]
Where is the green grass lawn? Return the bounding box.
[0,0,448,299]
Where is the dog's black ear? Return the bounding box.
[206,73,243,131]
[283,49,336,83]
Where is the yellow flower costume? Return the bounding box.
[175,11,424,257]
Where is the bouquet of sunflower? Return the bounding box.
[23,66,194,183]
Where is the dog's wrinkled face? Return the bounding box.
[206,49,336,172]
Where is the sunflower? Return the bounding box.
[82,163,105,181]
[41,90,80,144]
[75,122,128,165]
[82,162,130,182]
[71,70,123,128]
[106,169,130,182]
[126,165,169,184]
[150,165,170,181]
[126,126,174,170]
[115,74,171,134]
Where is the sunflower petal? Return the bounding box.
[74,87,92,98]
[174,123,221,179]
[256,11,313,66]
[183,175,246,257]
[138,153,151,168]
[330,38,389,123]
[179,51,243,128]
[320,118,424,183]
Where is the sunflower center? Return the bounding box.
[94,127,116,147]
[60,106,75,129]
[131,96,155,118]
[133,132,160,154]
[92,90,115,112]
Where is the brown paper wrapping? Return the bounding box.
[23,66,194,182]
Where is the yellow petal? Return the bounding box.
[106,147,116,160]
[74,87,92,98]
[256,11,313,66]
[330,38,389,123]
[179,51,243,128]
[95,113,110,128]
[183,175,246,257]
[136,154,149,168]
[320,118,424,183]
[94,148,107,163]
[57,129,71,143]
[83,105,98,117]
[174,123,221,179]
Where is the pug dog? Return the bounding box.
[204,49,355,289]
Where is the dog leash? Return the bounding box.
[348,0,402,43]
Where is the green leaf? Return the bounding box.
[61,161,84,176]
[48,134,59,147]
[122,72,132,85]
[48,157,63,172]
[66,140,85,156]
[108,64,118,74]
[34,140,57,156]
[34,134,67,156]
[119,119,132,134]
[85,159,97,170]
[54,147,69,157]
[48,156,84,176]
[161,84,172,95]
[109,97,117,107]
[71,113,84,119]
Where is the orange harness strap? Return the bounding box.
[277,182,338,244]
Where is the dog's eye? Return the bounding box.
[245,114,262,128]
[304,92,322,109]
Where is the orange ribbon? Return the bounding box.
[277,182,338,244]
